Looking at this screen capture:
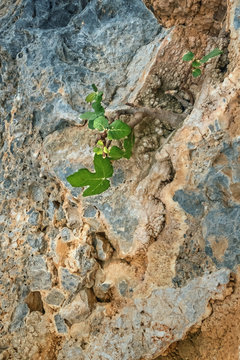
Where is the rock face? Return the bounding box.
[0,0,239,359]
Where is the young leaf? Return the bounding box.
[123,131,135,159]
[107,120,131,140]
[93,147,103,155]
[85,92,96,103]
[95,92,103,103]
[93,116,109,131]
[66,155,113,197]
[97,140,104,147]
[93,154,113,178]
[92,101,104,115]
[80,111,97,120]
[182,51,195,61]
[92,84,98,92]
[109,146,124,160]
[103,147,109,154]
[192,68,202,77]
[88,120,95,129]
[192,60,201,68]
[200,48,223,64]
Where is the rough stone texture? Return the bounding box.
[0,0,240,359]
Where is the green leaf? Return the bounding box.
[93,147,103,155]
[66,155,113,197]
[107,120,131,140]
[192,60,201,68]
[182,51,195,61]
[93,116,109,131]
[192,68,202,77]
[103,146,109,154]
[200,48,223,64]
[109,146,124,160]
[85,92,96,103]
[93,154,113,178]
[83,179,110,197]
[123,131,135,159]
[92,101,104,115]
[97,140,104,147]
[80,111,97,120]
[92,84,98,92]
[95,92,103,103]
[88,120,95,129]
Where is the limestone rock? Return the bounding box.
[0,0,240,359]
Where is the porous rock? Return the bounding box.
[1,0,240,359]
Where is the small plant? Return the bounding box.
[182,48,223,77]
[66,84,135,197]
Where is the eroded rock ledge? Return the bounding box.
[0,0,239,359]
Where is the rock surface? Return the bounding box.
[0,0,240,359]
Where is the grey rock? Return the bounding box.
[83,205,97,218]
[9,303,29,333]
[234,4,240,30]
[92,234,113,261]
[27,209,40,226]
[202,205,240,269]
[54,314,68,334]
[28,255,52,290]
[118,280,128,297]
[85,194,140,255]
[58,269,230,360]
[61,227,71,242]
[60,267,81,293]
[26,233,45,252]
[0,0,164,137]
[173,190,205,217]
[174,140,240,269]
[74,244,97,278]
[45,289,65,307]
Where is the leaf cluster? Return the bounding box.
[67,84,135,196]
[182,48,223,77]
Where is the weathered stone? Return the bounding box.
[58,270,231,359]
[26,233,45,252]
[9,303,29,333]
[59,291,90,325]
[60,267,81,293]
[45,289,65,307]
[1,0,240,358]
[92,233,113,262]
[54,314,68,334]
[28,256,52,291]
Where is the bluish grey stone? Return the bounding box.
[119,280,128,296]
[9,303,29,333]
[26,233,45,251]
[83,205,97,218]
[60,267,81,293]
[0,0,164,137]
[28,255,52,290]
[45,289,65,306]
[61,227,71,242]
[47,201,55,220]
[202,205,240,269]
[99,197,139,243]
[54,314,68,334]
[234,4,240,29]
[75,244,97,277]
[173,190,205,217]
[27,209,40,226]
[56,206,66,221]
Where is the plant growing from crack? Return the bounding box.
[66,81,193,197]
[66,84,135,197]
[183,48,223,77]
